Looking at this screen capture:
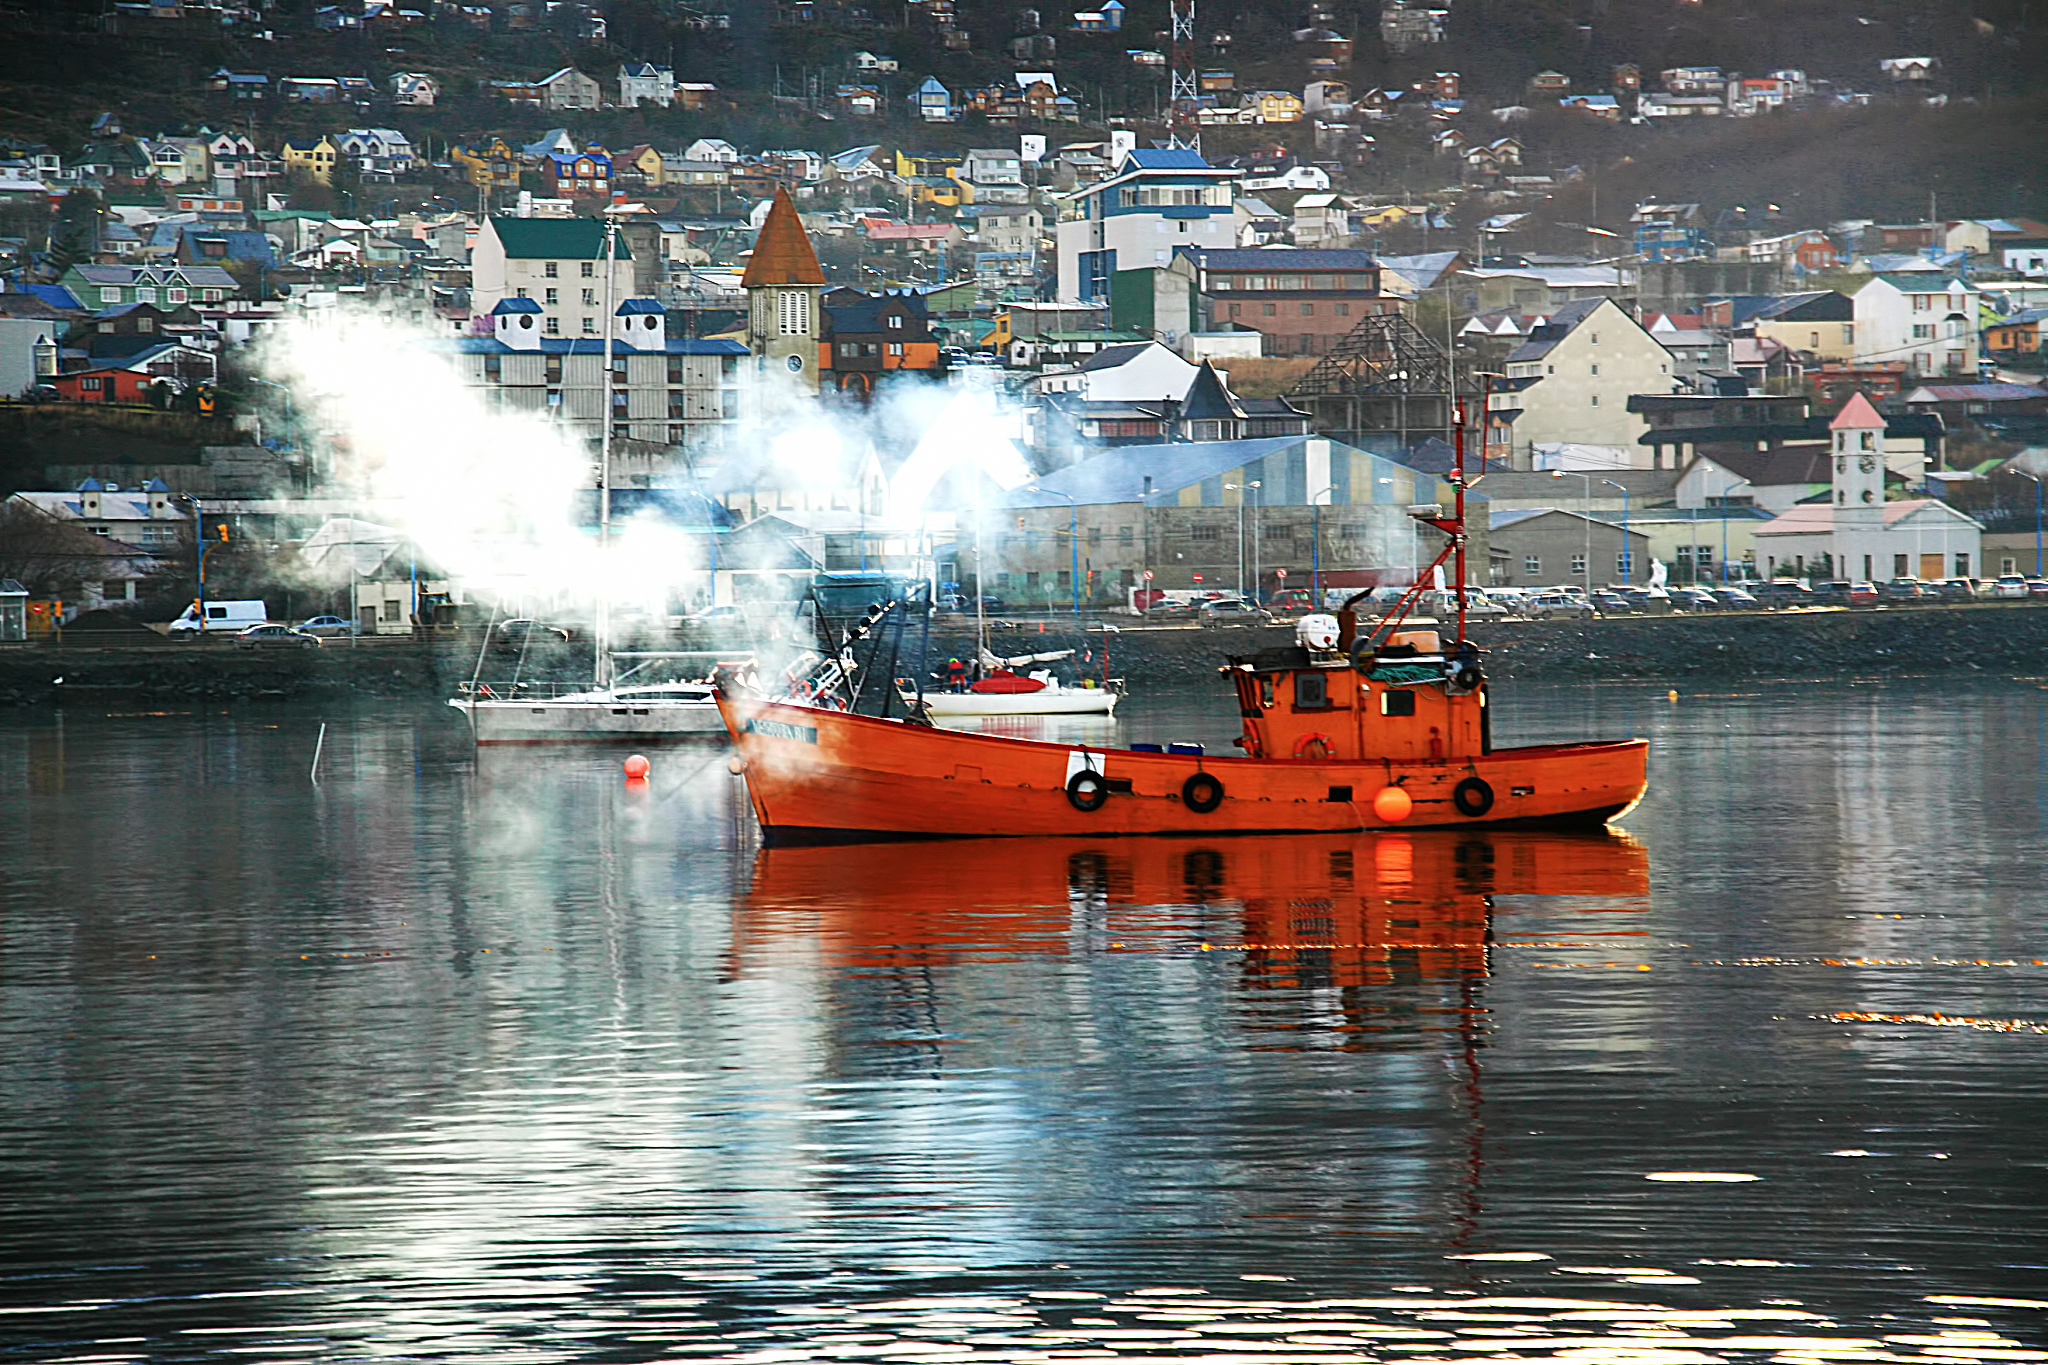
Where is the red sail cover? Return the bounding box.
[969,671,1047,694]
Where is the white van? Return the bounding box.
[170,600,269,635]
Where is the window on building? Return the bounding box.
[1912,324,1933,340]
[483,354,501,379]
[545,261,558,277]
[82,376,103,391]
[887,314,903,329]
[2003,556,2018,575]
[582,288,597,306]
[1261,302,1276,316]
[545,317,560,334]
[1571,553,1586,575]
[202,289,223,303]
[1192,525,1221,541]
[1334,302,1349,316]
[1617,550,1633,576]
[134,288,155,304]
[581,261,594,278]
[100,287,122,304]
[1590,333,1599,344]
[886,342,903,356]
[1589,364,1599,376]
[1894,553,1909,576]
[1956,553,1970,577]
[1525,555,1540,575]
[166,288,187,304]
[1087,526,1102,544]
[516,287,528,298]
[778,290,809,335]
[581,318,596,334]
[1119,525,1134,544]
[1590,394,1599,407]
[544,288,559,304]
[1299,302,1313,316]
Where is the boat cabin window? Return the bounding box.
[1382,689,1416,717]
[1293,670,1329,709]
[1257,675,1276,708]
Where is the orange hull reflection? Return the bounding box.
[739,829,1649,988]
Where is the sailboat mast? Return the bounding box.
[596,217,617,689]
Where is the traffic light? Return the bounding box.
[217,524,228,542]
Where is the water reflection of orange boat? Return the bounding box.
[737,829,1649,990]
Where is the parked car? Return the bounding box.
[1930,578,1979,602]
[1590,589,1633,615]
[1525,591,1595,620]
[2026,579,2048,600]
[496,618,572,646]
[1717,586,1762,610]
[1990,574,2032,599]
[1422,588,1510,620]
[1670,587,1721,612]
[1879,578,1928,603]
[1847,582,1880,607]
[1810,581,1854,606]
[296,614,356,637]
[685,604,745,626]
[1200,598,1274,627]
[1612,586,1673,614]
[1754,581,1815,608]
[235,623,320,650]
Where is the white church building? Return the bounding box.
[1752,392,1983,583]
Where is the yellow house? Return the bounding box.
[1255,90,1305,123]
[450,137,521,188]
[911,176,962,207]
[282,135,339,186]
[894,149,961,179]
[1359,203,1425,228]
[622,144,664,186]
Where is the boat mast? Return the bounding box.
[1453,394,1467,642]
[974,503,987,671]
[595,216,617,690]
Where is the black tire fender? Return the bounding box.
[1182,771,1225,813]
[1067,769,1110,812]
[1452,776,1495,817]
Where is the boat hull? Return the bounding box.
[450,697,725,744]
[718,695,1647,842]
[910,688,1118,717]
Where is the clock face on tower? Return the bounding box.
[1860,454,1877,473]
[786,354,804,373]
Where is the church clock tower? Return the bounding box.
[1829,391,1887,583]
[742,187,825,393]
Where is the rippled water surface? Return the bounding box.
[4,680,2047,1364]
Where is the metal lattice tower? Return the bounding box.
[1289,312,1468,452]
[1168,0,1199,151]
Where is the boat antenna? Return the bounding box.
[1453,392,1468,643]
[595,215,617,691]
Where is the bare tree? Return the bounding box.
[0,500,137,597]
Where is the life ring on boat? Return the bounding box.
[1181,771,1225,814]
[1452,776,1495,817]
[1067,769,1110,812]
[1293,732,1335,760]
[1448,661,1485,694]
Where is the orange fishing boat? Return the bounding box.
[719,412,1647,844]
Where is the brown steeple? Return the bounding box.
[741,186,825,287]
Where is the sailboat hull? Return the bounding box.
[718,696,1647,843]
[910,688,1118,717]
[449,696,725,744]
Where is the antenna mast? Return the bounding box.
[596,217,617,689]
[1168,0,1199,151]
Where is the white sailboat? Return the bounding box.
[448,219,740,744]
[906,647,1119,717]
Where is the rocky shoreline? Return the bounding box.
[4,602,2047,709]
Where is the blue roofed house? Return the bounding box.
[1055,148,1242,302]
[454,296,744,455]
[176,226,274,268]
[910,76,958,121]
[996,432,1477,605]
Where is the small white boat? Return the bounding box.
[911,672,1119,717]
[449,681,725,744]
[450,652,748,745]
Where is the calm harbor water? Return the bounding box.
[3,680,2047,1363]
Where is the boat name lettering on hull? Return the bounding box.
[746,717,820,744]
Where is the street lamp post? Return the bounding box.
[1223,480,1261,601]
[2016,468,2044,575]
[1309,483,1337,605]
[1550,468,1594,596]
[1026,484,1082,619]
[1602,478,1631,583]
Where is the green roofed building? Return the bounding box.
[472,216,635,340]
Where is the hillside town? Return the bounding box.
[2,0,2046,637]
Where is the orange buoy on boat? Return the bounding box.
[1372,785,1414,822]
[623,754,650,779]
